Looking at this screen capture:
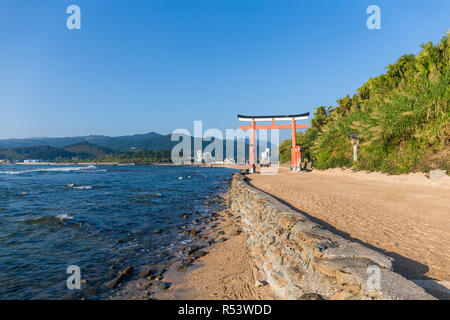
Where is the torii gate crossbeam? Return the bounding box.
[237,113,309,172]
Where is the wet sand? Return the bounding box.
[151,205,272,300]
[112,196,272,300]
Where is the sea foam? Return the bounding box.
[0,165,103,175]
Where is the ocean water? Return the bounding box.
[0,164,237,299]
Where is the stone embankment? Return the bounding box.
[229,172,435,300]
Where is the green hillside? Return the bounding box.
[62,142,115,157]
[0,132,163,150]
[0,143,115,162]
[0,146,81,162]
[0,137,255,163]
[280,34,449,174]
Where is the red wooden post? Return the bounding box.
[291,119,297,169]
[250,120,256,170]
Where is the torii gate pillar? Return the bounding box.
[250,121,256,172]
[291,119,302,170]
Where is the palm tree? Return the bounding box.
[311,106,330,130]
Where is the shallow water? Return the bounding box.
[0,164,237,299]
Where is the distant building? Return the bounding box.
[24,159,42,164]
[196,150,203,163]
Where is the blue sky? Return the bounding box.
[0,0,448,139]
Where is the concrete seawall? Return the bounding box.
[229,172,435,300]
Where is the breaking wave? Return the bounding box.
[67,184,94,190]
[0,165,105,175]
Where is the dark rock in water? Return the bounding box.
[81,285,97,298]
[177,256,196,271]
[119,266,134,276]
[190,250,207,259]
[298,293,325,300]
[156,282,171,290]
[190,229,199,236]
[154,229,163,234]
[139,265,165,279]
[177,263,189,272]
[62,291,82,300]
[136,279,152,290]
[217,231,225,236]
[104,274,125,289]
[140,268,151,278]
[183,245,199,255]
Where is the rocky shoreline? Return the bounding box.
[106,177,241,300]
[148,191,272,300]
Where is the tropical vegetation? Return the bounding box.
[280,33,449,174]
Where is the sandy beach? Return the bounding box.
[248,167,450,284]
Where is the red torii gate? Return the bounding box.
[238,113,310,172]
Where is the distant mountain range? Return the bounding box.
[0,132,166,151]
[0,132,277,162]
[0,142,116,162]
